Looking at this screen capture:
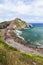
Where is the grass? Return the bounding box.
[0,39,18,51]
[0,38,43,65]
[14,21,26,28]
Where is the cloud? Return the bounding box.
[0,0,43,23]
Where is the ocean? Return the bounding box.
[19,23,43,48]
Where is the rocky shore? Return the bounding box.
[5,38,43,56]
[0,18,43,56]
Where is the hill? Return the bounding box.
[0,18,32,45]
[0,19,43,65]
[0,18,32,29]
[0,38,43,65]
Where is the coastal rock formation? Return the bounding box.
[0,18,32,45]
[4,29,26,44]
[0,18,33,29]
[0,21,10,29]
[9,18,33,30]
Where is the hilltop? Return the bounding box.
[0,18,32,29]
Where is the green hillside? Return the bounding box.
[0,38,43,65]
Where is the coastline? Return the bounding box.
[14,29,43,48]
[5,38,43,57]
[14,30,24,40]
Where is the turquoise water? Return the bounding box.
[20,23,43,48]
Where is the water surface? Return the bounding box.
[19,23,43,48]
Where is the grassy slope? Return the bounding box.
[0,38,43,65]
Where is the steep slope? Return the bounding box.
[9,18,32,30]
[0,38,43,65]
[0,18,32,45]
[0,21,10,29]
[0,18,32,29]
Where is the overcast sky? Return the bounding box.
[0,0,43,23]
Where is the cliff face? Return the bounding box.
[0,18,32,29]
[0,21,10,29]
[0,18,32,44]
[8,18,26,30]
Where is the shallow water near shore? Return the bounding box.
[19,23,43,48]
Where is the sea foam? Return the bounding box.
[14,30,24,40]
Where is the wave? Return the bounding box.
[14,30,24,40]
[14,30,22,35]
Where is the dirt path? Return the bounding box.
[5,38,43,56]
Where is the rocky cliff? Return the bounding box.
[0,18,33,44]
[0,18,32,29]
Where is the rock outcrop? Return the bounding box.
[0,18,33,29]
[0,18,33,44]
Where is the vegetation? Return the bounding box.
[0,21,10,29]
[0,19,43,65]
[0,18,32,29]
[14,20,26,28]
[0,37,43,65]
[0,39,18,51]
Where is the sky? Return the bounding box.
[0,0,43,23]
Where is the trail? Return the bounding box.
[6,38,43,56]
